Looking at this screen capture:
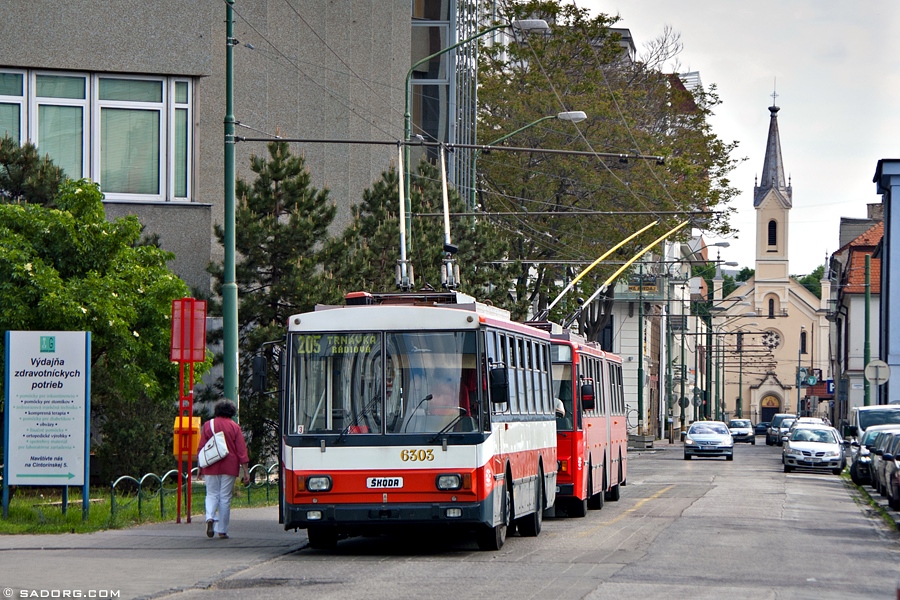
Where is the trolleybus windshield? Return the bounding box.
[287,330,482,436]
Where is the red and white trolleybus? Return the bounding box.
[279,289,557,550]
[547,328,627,516]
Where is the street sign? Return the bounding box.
[679,397,690,408]
[864,360,891,386]
[826,379,835,394]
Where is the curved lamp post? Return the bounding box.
[470,111,587,213]
[400,19,550,289]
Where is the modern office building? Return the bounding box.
[1,1,489,293]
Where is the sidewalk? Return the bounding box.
[0,505,306,600]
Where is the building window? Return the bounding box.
[410,0,450,164]
[0,70,25,142]
[800,331,807,354]
[768,298,775,318]
[1,69,192,202]
[767,220,777,247]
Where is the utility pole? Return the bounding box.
[223,0,240,415]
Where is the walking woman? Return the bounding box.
[197,400,250,539]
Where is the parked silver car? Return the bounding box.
[782,424,847,474]
[684,421,734,461]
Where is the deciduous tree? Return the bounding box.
[477,1,742,333]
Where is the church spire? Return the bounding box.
[754,101,792,207]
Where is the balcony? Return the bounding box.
[756,308,789,319]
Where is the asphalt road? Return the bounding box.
[2,439,899,599]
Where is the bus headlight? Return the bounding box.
[307,475,333,492]
[436,474,462,490]
[307,510,323,520]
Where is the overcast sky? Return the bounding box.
[579,0,900,275]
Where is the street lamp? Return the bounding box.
[471,111,587,210]
[798,325,805,416]
[400,19,550,289]
[711,317,758,420]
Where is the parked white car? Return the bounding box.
[782,424,848,475]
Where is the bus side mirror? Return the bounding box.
[489,367,509,404]
[251,355,267,393]
[580,383,595,411]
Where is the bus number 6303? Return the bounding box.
[400,449,434,462]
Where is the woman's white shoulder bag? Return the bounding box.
[198,419,229,468]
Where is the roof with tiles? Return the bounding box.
[841,222,883,294]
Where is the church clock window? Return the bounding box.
[761,330,781,351]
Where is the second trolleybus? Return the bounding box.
[546,328,627,516]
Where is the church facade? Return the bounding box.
[715,104,831,426]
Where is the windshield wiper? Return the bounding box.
[334,396,380,445]
[430,411,468,443]
[402,394,433,432]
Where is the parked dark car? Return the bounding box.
[755,421,770,436]
[767,413,795,446]
[849,424,900,486]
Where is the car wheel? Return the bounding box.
[890,488,900,511]
[684,453,692,460]
[832,467,843,475]
[850,464,863,485]
[751,438,756,446]
[784,465,793,473]
[726,454,733,461]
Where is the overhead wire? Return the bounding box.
[220,0,398,140]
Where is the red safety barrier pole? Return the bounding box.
[171,298,207,524]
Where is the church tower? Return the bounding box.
[753,103,792,312]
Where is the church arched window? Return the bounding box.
[767,220,777,247]
[768,298,775,318]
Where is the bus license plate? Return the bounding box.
[367,477,403,489]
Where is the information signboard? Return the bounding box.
[4,331,90,486]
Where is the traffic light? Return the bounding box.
[736,332,743,352]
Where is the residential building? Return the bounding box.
[828,215,882,427]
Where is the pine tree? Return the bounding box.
[209,141,336,462]
[0,136,64,206]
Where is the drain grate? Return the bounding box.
[215,578,341,589]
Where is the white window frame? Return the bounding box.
[169,78,192,202]
[30,71,90,180]
[0,68,193,202]
[93,74,166,202]
[0,69,27,143]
